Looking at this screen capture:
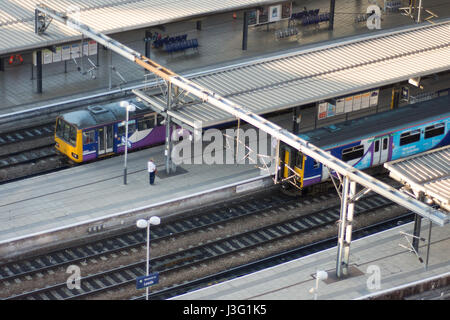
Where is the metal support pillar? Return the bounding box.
[165,82,173,174]
[242,11,249,51]
[336,176,356,278]
[417,0,423,23]
[196,20,202,30]
[144,30,151,60]
[412,214,422,252]
[425,220,432,270]
[292,106,301,166]
[0,57,4,72]
[96,43,100,67]
[36,50,43,94]
[108,49,112,89]
[329,0,336,30]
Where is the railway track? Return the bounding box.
[0,145,57,169]
[141,212,415,300]
[4,191,396,300]
[0,123,54,147]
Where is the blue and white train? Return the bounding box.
[280,95,450,188]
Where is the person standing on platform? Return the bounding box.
[148,158,157,185]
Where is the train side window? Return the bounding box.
[295,153,303,169]
[56,118,64,138]
[399,129,420,146]
[313,160,320,169]
[157,114,165,126]
[382,137,388,150]
[138,115,155,130]
[69,126,77,146]
[342,145,364,162]
[83,131,95,144]
[374,140,380,152]
[424,123,445,139]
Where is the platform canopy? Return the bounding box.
[0,0,286,55]
[384,146,450,213]
[134,19,450,130]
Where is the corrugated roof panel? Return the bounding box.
[385,146,450,211]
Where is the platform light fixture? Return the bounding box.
[119,101,136,185]
[136,216,161,300]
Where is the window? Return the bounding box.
[424,123,445,139]
[374,140,380,153]
[157,114,165,126]
[295,153,303,170]
[69,126,77,146]
[56,118,64,138]
[118,120,136,138]
[83,131,95,144]
[137,115,156,131]
[313,160,320,169]
[399,129,420,146]
[342,145,364,162]
[63,122,71,142]
[382,137,388,150]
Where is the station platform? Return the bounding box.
[173,220,450,300]
[2,0,449,115]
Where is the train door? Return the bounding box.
[98,125,114,155]
[372,136,389,166]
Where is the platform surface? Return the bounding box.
[0,143,267,243]
[173,220,450,300]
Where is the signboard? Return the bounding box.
[327,103,336,117]
[336,98,345,114]
[269,5,282,22]
[318,102,328,119]
[88,40,98,55]
[353,94,362,111]
[83,41,89,56]
[62,45,71,60]
[71,43,80,58]
[53,46,62,62]
[361,92,370,108]
[344,96,353,113]
[369,89,379,106]
[136,273,159,289]
[42,49,53,64]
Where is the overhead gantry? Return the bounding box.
[35,4,448,278]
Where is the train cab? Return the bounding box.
[279,144,305,189]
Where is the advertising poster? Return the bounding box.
[247,10,257,25]
[361,92,370,108]
[370,89,380,107]
[269,5,282,22]
[336,98,345,114]
[88,40,98,55]
[258,7,269,24]
[318,102,328,120]
[344,96,353,113]
[353,94,362,111]
[83,41,89,56]
[71,43,80,58]
[327,103,336,117]
[52,46,62,62]
[62,45,71,60]
[42,49,53,64]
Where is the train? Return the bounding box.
[279,95,450,189]
[55,98,167,163]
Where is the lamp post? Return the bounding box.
[136,216,161,300]
[119,101,136,185]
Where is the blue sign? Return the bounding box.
[136,273,159,289]
[121,136,132,148]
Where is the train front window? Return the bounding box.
[56,118,64,138]
[69,126,77,145]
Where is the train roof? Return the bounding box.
[298,95,450,149]
[60,99,152,129]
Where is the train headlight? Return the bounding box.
[71,152,79,159]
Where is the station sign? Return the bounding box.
[136,272,159,289]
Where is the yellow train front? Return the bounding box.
[55,113,84,163]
